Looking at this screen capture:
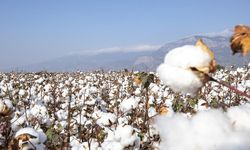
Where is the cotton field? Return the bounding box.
[0,65,250,149]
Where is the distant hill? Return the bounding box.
[7,51,153,72]
[5,30,250,72]
[135,30,250,70]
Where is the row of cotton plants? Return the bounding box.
[0,65,249,149]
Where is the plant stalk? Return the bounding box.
[209,76,250,100]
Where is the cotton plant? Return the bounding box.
[157,38,250,100]
[156,104,250,150]
[0,63,249,149]
[155,25,250,150]
[0,99,13,146]
[157,39,216,95]
[5,127,46,150]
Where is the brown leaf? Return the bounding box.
[157,106,168,115]
[190,39,217,84]
[195,39,217,73]
[230,24,250,56]
[0,104,11,116]
[134,76,142,85]
[196,39,215,60]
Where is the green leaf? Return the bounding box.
[46,128,53,140]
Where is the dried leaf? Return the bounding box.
[134,76,142,85]
[241,37,250,56]
[157,106,168,115]
[15,134,33,150]
[141,74,154,89]
[46,128,53,140]
[189,39,217,84]
[230,24,250,56]
[0,104,11,116]
[196,39,214,59]
[134,72,154,89]
[195,39,217,73]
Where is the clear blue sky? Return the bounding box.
[0,0,249,68]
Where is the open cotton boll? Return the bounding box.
[0,101,4,114]
[114,125,140,148]
[156,104,250,150]
[157,40,216,95]
[102,141,123,150]
[227,104,250,131]
[120,96,140,113]
[164,45,212,69]
[0,99,13,116]
[157,64,203,95]
[2,99,13,110]
[96,112,117,126]
[245,80,250,88]
[15,128,40,144]
[14,127,47,150]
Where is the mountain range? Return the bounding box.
[5,30,250,72]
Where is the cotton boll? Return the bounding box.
[2,99,13,110]
[15,128,40,144]
[149,83,160,94]
[0,101,5,113]
[0,99,13,116]
[156,105,250,150]
[134,88,141,96]
[164,45,211,69]
[120,97,140,113]
[227,104,250,131]
[157,113,193,149]
[157,64,203,95]
[62,88,69,97]
[44,84,51,92]
[191,110,232,148]
[11,114,26,131]
[35,78,44,84]
[157,42,215,95]
[56,109,68,121]
[72,138,100,150]
[70,136,85,150]
[245,80,250,88]
[114,125,140,148]
[148,107,157,117]
[36,129,47,143]
[96,112,117,126]
[117,117,129,125]
[19,89,26,96]
[89,86,98,94]
[197,99,209,111]
[15,127,46,150]
[75,116,87,125]
[102,141,123,150]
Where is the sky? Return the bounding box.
[0,0,249,69]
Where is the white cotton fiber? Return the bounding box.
[15,127,41,145]
[120,96,140,113]
[156,104,250,150]
[157,64,203,95]
[96,112,117,126]
[114,125,140,148]
[245,80,250,88]
[227,104,250,131]
[164,45,211,69]
[157,45,212,95]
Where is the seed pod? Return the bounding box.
[230,24,250,56]
[0,100,13,116]
[14,127,46,150]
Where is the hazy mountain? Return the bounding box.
[4,30,250,72]
[135,30,250,70]
[7,51,153,72]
